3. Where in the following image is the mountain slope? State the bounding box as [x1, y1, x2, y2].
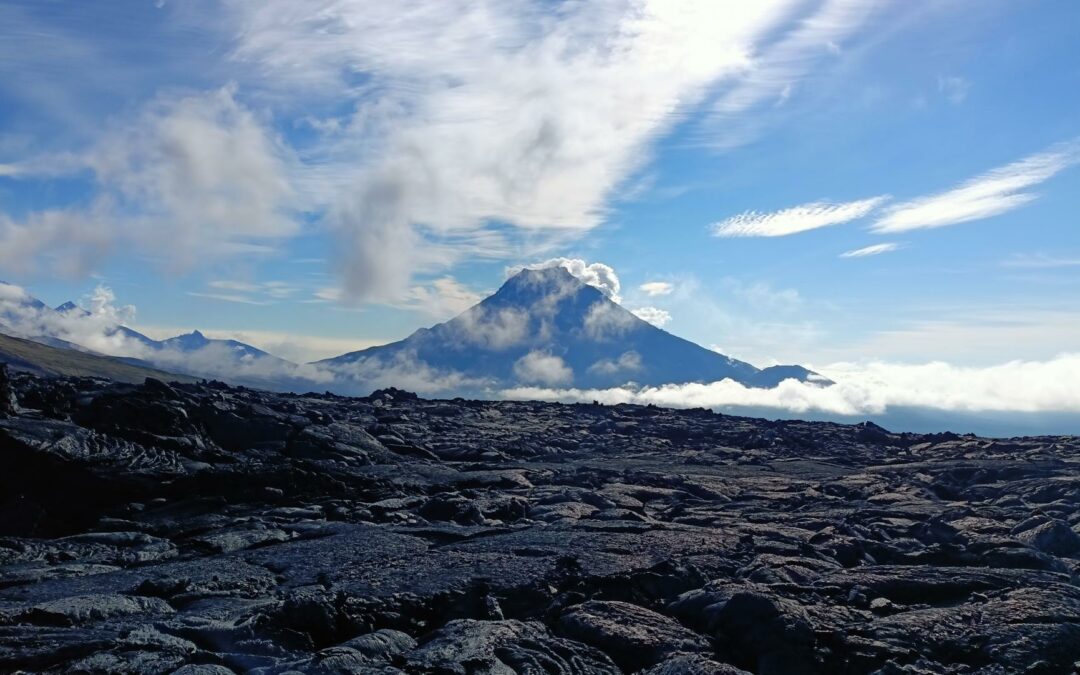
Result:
[1, 282, 301, 389]
[0, 332, 197, 384]
[319, 266, 824, 392]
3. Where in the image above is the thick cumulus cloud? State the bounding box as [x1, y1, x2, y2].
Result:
[507, 258, 622, 303]
[503, 354, 1080, 415]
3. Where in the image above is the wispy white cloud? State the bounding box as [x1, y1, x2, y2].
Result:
[513, 350, 573, 386]
[0, 1, 901, 300]
[639, 281, 674, 296]
[138, 325, 387, 363]
[712, 196, 887, 237]
[588, 351, 643, 376]
[0, 87, 299, 276]
[1002, 253, 1080, 269]
[187, 292, 273, 306]
[872, 140, 1080, 233]
[584, 301, 639, 341]
[504, 353, 1080, 415]
[450, 305, 531, 351]
[703, 0, 885, 148]
[326, 349, 492, 394]
[631, 306, 672, 328]
[937, 75, 970, 104]
[401, 276, 483, 319]
[840, 242, 899, 258]
[222, 1, 820, 300]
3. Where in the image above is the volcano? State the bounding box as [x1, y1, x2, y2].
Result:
[318, 266, 826, 392]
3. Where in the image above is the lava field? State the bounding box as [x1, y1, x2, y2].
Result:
[1, 367, 1079, 674]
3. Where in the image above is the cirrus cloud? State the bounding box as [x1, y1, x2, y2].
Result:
[872, 140, 1080, 233]
[840, 242, 899, 258]
[711, 196, 888, 237]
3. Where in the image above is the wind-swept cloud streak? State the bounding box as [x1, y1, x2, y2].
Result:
[221, 0, 855, 300]
[0, 0, 896, 299]
[1002, 253, 1080, 269]
[872, 140, 1080, 233]
[840, 242, 899, 257]
[712, 196, 888, 237]
[703, 0, 886, 148]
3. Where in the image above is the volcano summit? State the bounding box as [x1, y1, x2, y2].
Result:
[319, 266, 826, 394]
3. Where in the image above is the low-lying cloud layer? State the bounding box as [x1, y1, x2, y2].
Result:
[0, 281, 336, 387]
[503, 354, 1080, 416]
[5, 279, 1079, 421]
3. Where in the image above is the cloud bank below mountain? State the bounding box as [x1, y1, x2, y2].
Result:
[503, 354, 1080, 416]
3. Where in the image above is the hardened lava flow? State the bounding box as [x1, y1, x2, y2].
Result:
[1, 367, 1079, 674]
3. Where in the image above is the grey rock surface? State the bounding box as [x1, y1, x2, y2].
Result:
[0, 372, 1078, 673]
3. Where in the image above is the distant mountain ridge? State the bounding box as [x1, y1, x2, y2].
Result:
[0, 282, 291, 389]
[319, 266, 827, 392]
[1, 272, 828, 395]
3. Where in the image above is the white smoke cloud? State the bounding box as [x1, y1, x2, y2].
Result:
[507, 258, 622, 303]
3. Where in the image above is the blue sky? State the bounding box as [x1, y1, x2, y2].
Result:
[1, 0, 1078, 370]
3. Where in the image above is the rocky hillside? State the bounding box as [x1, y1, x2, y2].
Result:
[1, 367, 1078, 673]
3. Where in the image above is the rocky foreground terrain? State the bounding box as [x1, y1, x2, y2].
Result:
[1, 367, 1079, 674]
